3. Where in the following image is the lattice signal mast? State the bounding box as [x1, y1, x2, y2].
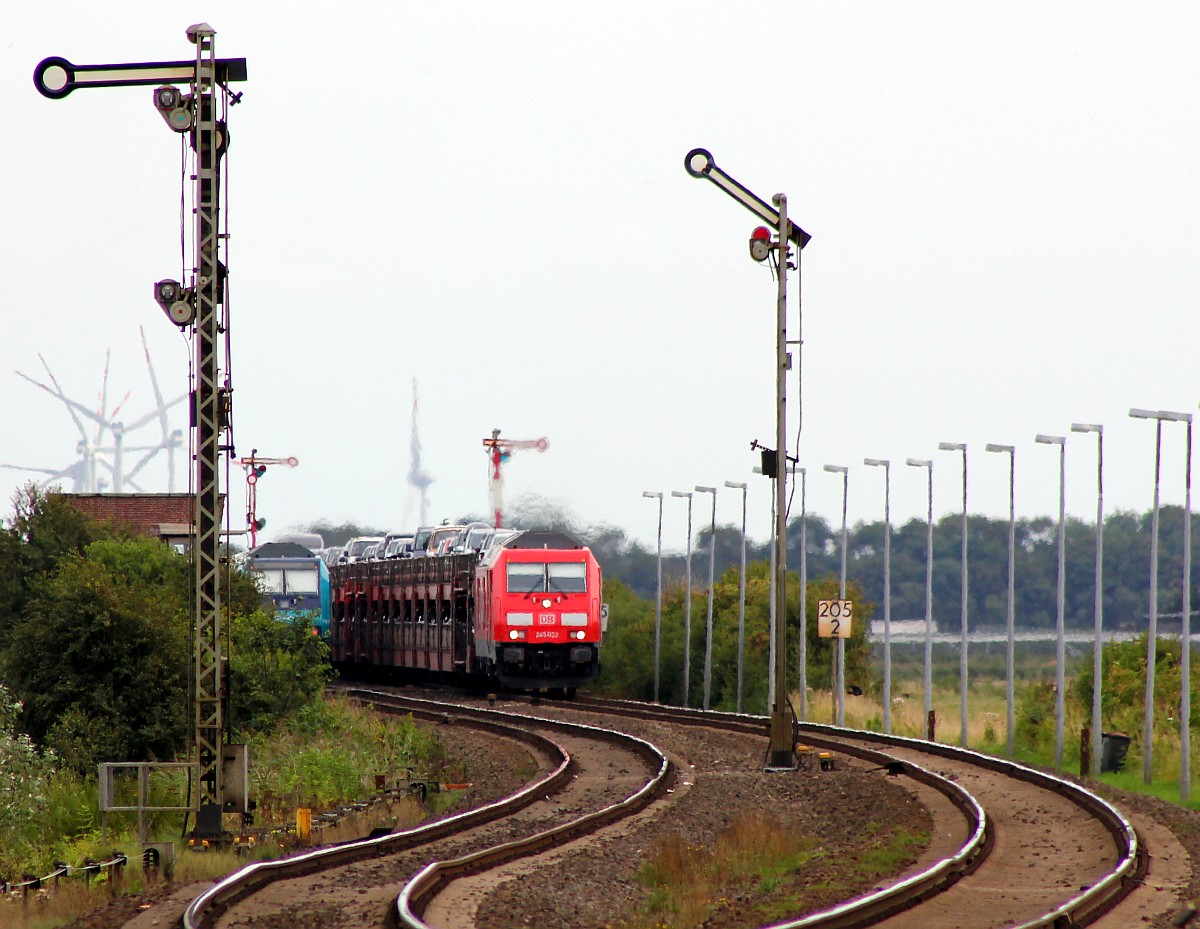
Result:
[482, 429, 548, 528]
[35, 24, 249, 840]
[237, 450, 298, 548]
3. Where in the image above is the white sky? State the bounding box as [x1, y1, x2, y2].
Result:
[1, 2, 1197, 552]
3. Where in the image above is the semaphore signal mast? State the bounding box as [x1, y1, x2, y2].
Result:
[237, 449, 298, 548]
[482, 429, 548, 528]
[36, 24, 249, 844]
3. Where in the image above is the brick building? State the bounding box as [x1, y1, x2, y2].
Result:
[62, 493, 211, 549]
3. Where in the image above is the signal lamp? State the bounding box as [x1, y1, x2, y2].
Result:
[749, 226, 772, 263]
[153, 278, 194, 327]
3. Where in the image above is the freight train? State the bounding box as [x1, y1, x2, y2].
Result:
[328, 531, 604, 694]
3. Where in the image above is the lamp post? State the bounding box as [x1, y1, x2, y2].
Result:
[864, 458, 892, 733]
[1184, 413, 1194, 803]
[938, 441, 969, 749]
[724, 480, 748, 714]
[797, 467, 808, 720]
[824, 464, 849, 726]
[906, 458, 934, 738]
[1129, 408, 1192, 785]
[1071, 423, 1104, 777]
[985, 444, 1016, 757]
[671, 490, 693, 707]
[695, 485, 718, 710]
[642, 491, 664, 703]
[1036, 434, 1067, 768]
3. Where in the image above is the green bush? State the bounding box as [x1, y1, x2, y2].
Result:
[0, 684, 96, 879]
[229, 611, 333, 734]
[247, 696, 449, 814]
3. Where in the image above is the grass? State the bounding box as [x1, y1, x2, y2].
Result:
[855, 823, 928, 880]
[3, 793, 430, 929]
[623, 812, 928, 929]
[1, 695, 452, 928]
[799, 638, 1200, 811]
[626, 811, 817, 929]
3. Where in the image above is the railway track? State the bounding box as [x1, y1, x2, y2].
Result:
[568, 695, 1145, 928]
[179, 687, 1146, 929]
[181, 688, 671, 929]
[452, 693, 1143, 929]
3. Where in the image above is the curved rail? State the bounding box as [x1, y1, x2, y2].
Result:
[569, 695, 1142, 929]
[394, 707, 673, 929]
[183, 689, 673, 929]
[793, 720, 1141, 929]
[543, 696, 993, 929]
[183, 695, 573, 929]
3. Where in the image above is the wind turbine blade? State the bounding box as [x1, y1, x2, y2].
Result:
[167, 429, 181, 492]
[110, 389, 133, 421]
[0, 463, 62, 475]
[124, 394, 184, 432]
[20, 364, 98, 435]
[122, 445, 161, 484]
[95, 349, 111, 447]
[140, 326, 171, 441]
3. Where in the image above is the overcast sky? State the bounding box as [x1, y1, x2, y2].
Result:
[2, 3, 1197, 553]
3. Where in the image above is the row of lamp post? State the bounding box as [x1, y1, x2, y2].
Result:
[643, 482, 749, 711]
[642, 405, 1193, 800]
[677, 142, 1193, 790]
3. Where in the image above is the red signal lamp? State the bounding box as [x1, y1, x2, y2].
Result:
[749, 226, 773, 263]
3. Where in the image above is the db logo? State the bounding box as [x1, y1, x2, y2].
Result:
[537, 613, 555, 625]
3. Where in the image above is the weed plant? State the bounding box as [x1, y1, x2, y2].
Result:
[245, 694, 451, 817]
[625, 810, 924, 929]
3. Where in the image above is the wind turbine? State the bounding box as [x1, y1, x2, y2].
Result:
[10, 330, 186, 493]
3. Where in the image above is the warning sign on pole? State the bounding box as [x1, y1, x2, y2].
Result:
[817, 600, 852, 638]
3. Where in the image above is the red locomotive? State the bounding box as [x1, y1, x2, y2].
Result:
[329, 531, 603, 695]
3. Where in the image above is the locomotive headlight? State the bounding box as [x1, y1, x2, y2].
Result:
[541, 598, 552, 608]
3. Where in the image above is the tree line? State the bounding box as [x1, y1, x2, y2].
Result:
[545, 508, 1199, 635]
[307, 500, 1199, 634]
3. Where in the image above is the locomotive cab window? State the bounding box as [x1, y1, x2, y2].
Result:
[506, 561, 588, 594]
[547, 562, 587, 593]
[507, 562, 546, 593]
[288, 569, 320, 595]
[259, 568, 285, 594]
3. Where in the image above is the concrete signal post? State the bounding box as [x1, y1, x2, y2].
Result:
[686, 149, 811, 768]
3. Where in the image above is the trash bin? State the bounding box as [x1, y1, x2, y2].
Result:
[1100, 732, 1131, 773]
